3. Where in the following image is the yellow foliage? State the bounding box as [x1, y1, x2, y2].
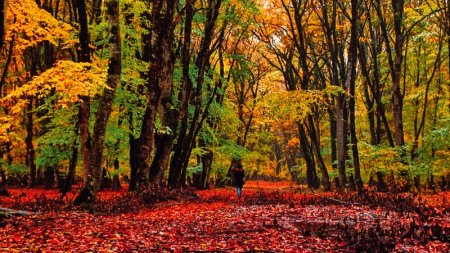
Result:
[6, 0, 73, 50]
[268, 86, 343, 123]
[2, 61, 107, 114]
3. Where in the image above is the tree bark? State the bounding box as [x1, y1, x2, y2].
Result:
[336, 94, 347, 187]
[128, 113, 139, 191]
[136, 0, 178, 189]
[306, 116, 330, 191]
[348, 0, 362, 190]
[149, 132, 173, 185]
[375, 0, 405, 148]
[0, 0, 6, 50]
[329, 108, 337, 169]
[26, 98, 37, 187]
[91, 0, 103, 24]
[168, 0, 195, 188]
[76, 0, 92, 187]
[88, 0, 121, 191]
[199, 147, 213, 189]
[169, 0, 221, 189]
[297, 123, 318, 189]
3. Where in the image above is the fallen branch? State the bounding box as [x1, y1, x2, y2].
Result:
[0, 207, 34, 216]
[306, 191, 351, 205]
[213, 228, 266, 234]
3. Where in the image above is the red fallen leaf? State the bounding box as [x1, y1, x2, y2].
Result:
[1, 184, 449, 252]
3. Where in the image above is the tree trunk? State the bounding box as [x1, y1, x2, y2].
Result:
[199, 147, 213, 189]
[328, 108, 337, 169]
[336, 94, 347, 187]
[0, 168, 8, 196]
[0, 0, 6, 50]
[26, 98, 37, 187]
[88, 0, 121, 191]
[76, 0, 92, 186]
[362, 75, 377, 145]
[168, 0, 221, 189]
[376, 0, 405, 148]
[168, 0, 194, 187]
[128, 113, 139, 191]
[297, 123, 318, 189]
[348, 0, 362, 190]
[149, 133, 173, 185]
[307, 116, 330, 191]
[91, 0, 102, 24]
[136, 0, 178, 189]
[60, 135, 78, 198]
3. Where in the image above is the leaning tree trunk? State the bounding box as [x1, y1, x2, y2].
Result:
[88, 0, 121, 191]
[307, 116, 330, 191]
[297, 123, 318, 189]
[74, 0, 121, 205]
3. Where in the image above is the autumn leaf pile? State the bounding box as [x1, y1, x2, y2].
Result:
[1, 183, 449, 252]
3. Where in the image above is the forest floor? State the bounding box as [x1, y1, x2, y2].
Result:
[0, 181, 449, 252]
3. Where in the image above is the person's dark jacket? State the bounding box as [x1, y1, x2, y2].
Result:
[233, 168, 245, 187]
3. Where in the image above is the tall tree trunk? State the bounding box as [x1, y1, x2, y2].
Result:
[348, 0, 362, 190]
[336, 94, 347, 187]
[136, 0, 178, 189]
[88, 0, 121, 191]
[199, 146, 213, 189]
[329, 108, 337, 169]
[0, 0, 6, 50]
[76, 0, 92, 186]
[128, 113, 139, 191]
[307, 116, 330, 191]
[91, 0, 102, 24]
[376, 0, 405, 148]
[60, 119, 79, 198]
[358, 26, 394, 147]
[364, 83, 377, 145]
[168, 0, 195, 188]
[411, 35, 442, 160]
[149, 132, 173, 184]
[169, 0, 221, 189]
[26, 98, 37, 187]
[297, 123, 318, 189]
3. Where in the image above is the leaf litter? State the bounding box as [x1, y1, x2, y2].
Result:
[0, 186, 448, 252]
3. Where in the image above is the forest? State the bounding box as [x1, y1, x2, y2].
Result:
[0, 0, 449, 252]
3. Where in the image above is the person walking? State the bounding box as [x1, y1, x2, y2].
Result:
[233, 163, 245, 200]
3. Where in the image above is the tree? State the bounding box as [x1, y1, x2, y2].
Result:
[132, 0, 179, 189]
[168, 0, 223, 189]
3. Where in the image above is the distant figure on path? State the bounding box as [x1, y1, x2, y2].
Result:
[233, 163, 245, 200]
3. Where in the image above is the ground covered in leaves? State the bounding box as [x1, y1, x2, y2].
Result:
[0, 181, 449, 252]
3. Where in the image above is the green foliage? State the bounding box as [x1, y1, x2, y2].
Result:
[36, 106, 78, 171]
[186, 164, 203, 178]
[6, 163, 28, 176]
[217, 140, 249, 160]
